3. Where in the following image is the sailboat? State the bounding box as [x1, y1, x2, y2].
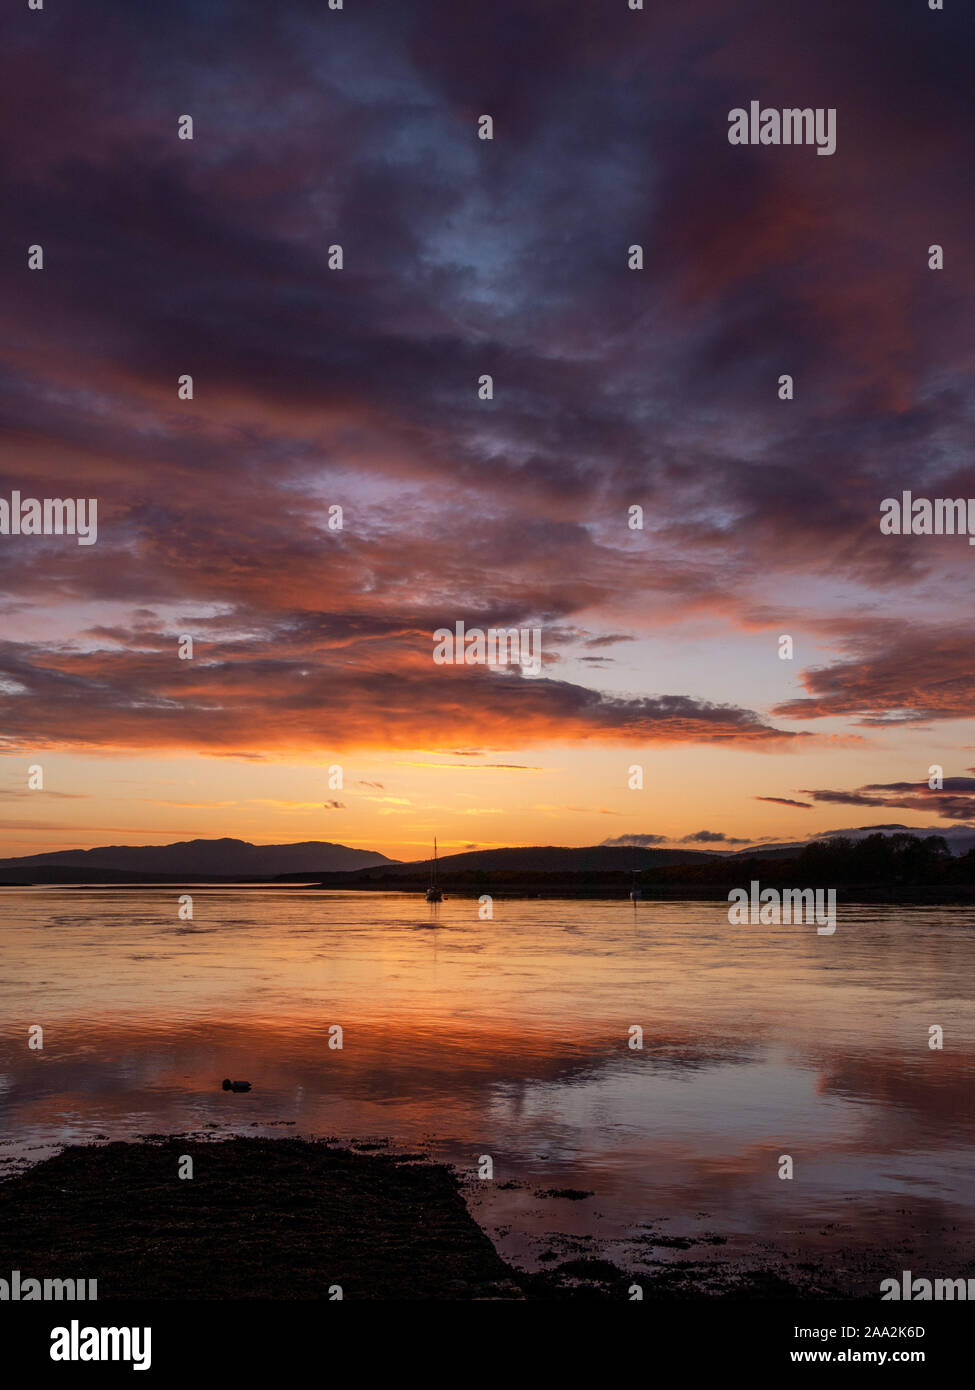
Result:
[425, 837, 444, 902]
[629, 869, 642, 902]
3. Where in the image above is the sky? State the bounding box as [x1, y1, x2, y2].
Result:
[2, 0, 975, 862]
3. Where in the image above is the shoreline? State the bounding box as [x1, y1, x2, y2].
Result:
[0, 1136, 919, 1301]
[4, 878, 975, 905]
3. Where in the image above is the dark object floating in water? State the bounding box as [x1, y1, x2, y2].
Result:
[222, 1078, 251, 1092]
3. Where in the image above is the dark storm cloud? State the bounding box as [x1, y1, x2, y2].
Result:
[801, 789, 885, 807]
[802, 778, 975, 824]
[682, 829, 748, 844]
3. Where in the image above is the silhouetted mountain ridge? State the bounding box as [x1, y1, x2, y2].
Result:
[0, 837, 395, 878]
[320, 844, 719, 879]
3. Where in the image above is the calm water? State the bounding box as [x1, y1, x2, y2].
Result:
[2, 888, 975, 1291]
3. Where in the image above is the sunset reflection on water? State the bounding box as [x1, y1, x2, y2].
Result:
[3, 887, 975, 1290]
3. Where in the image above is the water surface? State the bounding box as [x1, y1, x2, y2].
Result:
[2, 888, 974, 1291]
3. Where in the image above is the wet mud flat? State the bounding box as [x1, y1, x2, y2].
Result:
[0, 1137, 525, 1300]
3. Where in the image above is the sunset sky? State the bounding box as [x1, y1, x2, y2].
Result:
[2, 0, 975, 862]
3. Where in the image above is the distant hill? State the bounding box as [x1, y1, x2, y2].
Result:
[344, 844, 721, 877]
[303, 843, 722, 893]
[0, 838, 397, 882]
